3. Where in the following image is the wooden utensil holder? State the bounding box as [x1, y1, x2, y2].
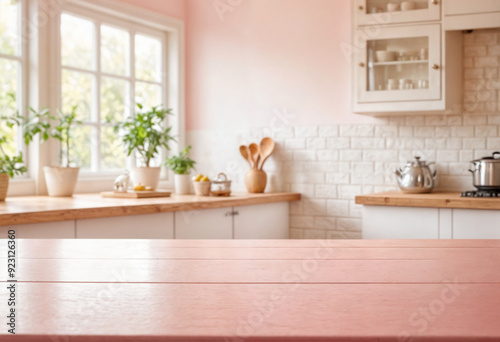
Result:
[245, 169, 267, 193]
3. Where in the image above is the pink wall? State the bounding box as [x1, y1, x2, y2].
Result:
[186, 0, 372, 131]
[115, 0, 186, 19]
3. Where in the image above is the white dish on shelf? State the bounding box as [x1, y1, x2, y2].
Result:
[401, 1, 417, 11]
[376, 50, 398, 62]
[387, 3, 400, 12]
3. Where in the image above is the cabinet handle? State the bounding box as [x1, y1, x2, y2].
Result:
[225, 210, 239, 217]
[358, 5, 364, 10]
[359, 63, 365, 67]
[432, 64, 439, 70]
[225, 211, 232, 217]
[233, 211, 239, 216]
[430, 0, 438, 5]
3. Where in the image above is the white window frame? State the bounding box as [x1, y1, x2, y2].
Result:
[2, 0, 33, 195]
[8, 0, 185, 196]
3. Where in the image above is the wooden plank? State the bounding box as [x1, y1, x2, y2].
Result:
[1, 257, 498, 284]
[5, 240, 500, 260]
[100, 190, 171, 198]
[0, 282, 499, 340]
[355, 191, 500, 210]
[0, 192, 300, 226]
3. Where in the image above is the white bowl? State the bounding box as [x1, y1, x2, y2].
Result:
[376, 50, 398, 62]
[401, 1, 417, 11]
[387, 3, 400, 11]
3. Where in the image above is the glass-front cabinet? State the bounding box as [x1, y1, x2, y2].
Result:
[355, 24, 441, 105]
[355, 0, 441, 25]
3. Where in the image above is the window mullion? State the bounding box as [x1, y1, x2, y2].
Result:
[93, 20, 102, 173]
[127, 30, 136, 170]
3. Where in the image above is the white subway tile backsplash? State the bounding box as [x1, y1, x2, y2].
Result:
[306, 137, 326, 149]
[436, 150, 459, 162]
[315, 184, 338, 199]
[463, 115, 488, 125]
[340, 125, 374, 137]
[293, 150, 317, 161]
[317, 150, 339, 161]
[487, 137, 500, 148]
[326, 137, 350, 149]
[325, 173, 350, 185]
[337, 218, 362, 232]
[290, 216, 314, 229]
[314, 217, 336, 230]
[351, 138, 385, 149]
[295, 126, 318, 138]
[463, 138, 486, 149]
[338, 185, 362, 200]
[363, 150, 399, 162]
[285, 138, 306, 150]
[303, 200, 327, 216]
[340, 150, 363, 161]
[326, 200, 349, 217]
[475, 125, 498, 137]
[452, 126, 475, 137]
[446, 138, 462, 150]
[319, 126, 339, 137]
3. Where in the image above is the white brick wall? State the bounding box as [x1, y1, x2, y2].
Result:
[188, 29, 500, 240]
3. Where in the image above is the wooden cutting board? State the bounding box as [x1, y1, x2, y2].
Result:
[100, 190, 171, 199]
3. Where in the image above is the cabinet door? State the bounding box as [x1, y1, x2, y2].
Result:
[175, 208, 233, 239]
[453, 209, 500, 239]
[234, 203, 289, 239]
[0, 221, 76, 238]
[444, 0, 500, 15]
[363, 206, 439, 239]
[355, 24, 441, 105]
[76, 213, 174, 239]
[355, 0, 440, 26]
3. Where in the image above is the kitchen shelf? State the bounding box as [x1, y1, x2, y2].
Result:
[371, 60, 428, 67]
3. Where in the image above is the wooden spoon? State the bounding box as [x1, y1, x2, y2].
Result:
[239, 145, 253, 168]
[258, 137, 275, 170]
[249, 143, 260, 169]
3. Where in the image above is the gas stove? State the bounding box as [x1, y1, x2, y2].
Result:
[461, 190, 500, 198]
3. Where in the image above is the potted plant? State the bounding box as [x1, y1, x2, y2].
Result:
[114, 104, 175, 190]
[165, 146, 196, 195]
[0, 112, 27, 200]
[31, 106, 82, 197]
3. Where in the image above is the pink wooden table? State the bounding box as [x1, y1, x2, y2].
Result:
[1, 239, 500, 341]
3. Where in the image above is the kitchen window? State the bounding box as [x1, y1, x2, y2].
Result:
[4, 0, 184, 195]
[0, 0, 28, 174]
[58, 9, 168, 174]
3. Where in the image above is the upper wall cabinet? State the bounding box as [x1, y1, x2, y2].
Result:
[444, 0, 500, 30]
[355, 0, 441, 26]
[352, 1, 463, 115]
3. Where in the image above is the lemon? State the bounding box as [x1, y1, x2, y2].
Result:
[201, 176, 210, 182]
[194, 174, 204, 182]
[134, 183, 146, 191]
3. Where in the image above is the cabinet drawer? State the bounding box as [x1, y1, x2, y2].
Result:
[363, 206, 439, 239]
[76, 213, 174, 239]
[175, 208, 233, 239]
[453, 209, 500, 239]
[0, 221, 76, 239]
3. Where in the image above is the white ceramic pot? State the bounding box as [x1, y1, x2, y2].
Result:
[44, 166, 80, 197]
[174, 174, 192, 195]
[131, 167, 161, 190]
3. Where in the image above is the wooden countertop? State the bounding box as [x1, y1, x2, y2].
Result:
[1, 239, 499, 341]
[356, 191, 500, 210]
[0, 192, 300, 226]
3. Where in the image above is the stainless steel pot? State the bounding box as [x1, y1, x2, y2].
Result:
[469, 152, 500, 190]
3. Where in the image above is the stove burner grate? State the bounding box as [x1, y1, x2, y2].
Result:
[461, 190, 500, 198]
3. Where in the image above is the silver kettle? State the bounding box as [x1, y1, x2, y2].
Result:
[395, 156, 437, 194]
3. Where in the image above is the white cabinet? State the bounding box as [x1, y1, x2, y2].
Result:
[363, 206, 439, 239]
[0, 221, 76, 238]
[355, 0, 440, 26]
[363, 206, 500, 239]
[174, 208, 233, 239]
[234, 203, 289, 239]
[444, 0, 500, 30]
[352, 1, 463, 115]
[444, 0, 500, 15]
[453, 209, 500, 239]
[175, 203, 291, 239]
[76, 213, 174, 239]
